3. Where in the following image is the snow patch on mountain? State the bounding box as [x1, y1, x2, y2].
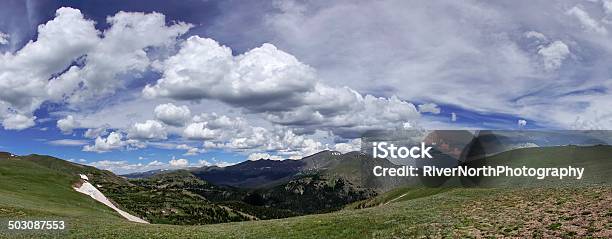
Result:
[506, 142, 540, 151]
[73, 174, 148, 224]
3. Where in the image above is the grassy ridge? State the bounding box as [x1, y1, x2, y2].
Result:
[6, 187, 609, 238]
[463, 145, 612, 186]
[347, 187, 452, 209]
[0, 157, 120, 219]
[0, 156, 125, 238]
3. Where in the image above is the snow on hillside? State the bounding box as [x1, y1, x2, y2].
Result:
[74, 174, 148, 224]
[506, 142, 540, 151]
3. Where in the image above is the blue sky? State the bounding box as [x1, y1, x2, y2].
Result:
[0, 0, 610, 173]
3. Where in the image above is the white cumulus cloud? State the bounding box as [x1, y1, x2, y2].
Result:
[2, 113, 36, 130]
[183, 122, 218, 140]
[333, 138, 361, 153]
[538, 41, 570, 71]
[524, 31, 548, 42]
[143, 38, 316, 111]
[0, 8, 98, 129]
[83, 131, 126, 153]
[247, 152, 284, 161]
[154, 103, 191, 126]
[144, 36, 420, 138]
[57, 115, 80, 134]
[128, 120, 167, 140]
[169, 157, 189, 167]
[0, 7, 190, 130]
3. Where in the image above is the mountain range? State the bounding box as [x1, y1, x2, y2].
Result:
[0, 150, 395, 225]
[2, 130, 612, 228]
[1, 142, 612, 237]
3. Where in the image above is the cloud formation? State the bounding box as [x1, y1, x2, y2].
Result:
[83, 131, 143, 153]
[128, 120, 167, 140]
[48, 139, 88, 146]
[418, 103, 441, 114]
[247, 152, 284, 161]
[169, 157, 189, 167]
[0, 7, 190, 131]
[566, 5, 607, 35]
[537, 41, 570, 71]
[0, 31, 8, 45]
[5, 2, 612, 166]
[154, 103, 191, 127]
[144, 39, 316, 111]
[57, 115, 80, 134]
[144, 36, 419, 138]
[209, 0, 612, 130]
[2, 113, 35, 130]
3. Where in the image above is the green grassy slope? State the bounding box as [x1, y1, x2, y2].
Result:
[347, 187, 452, 209]
[462, 145, 612, 186]
[0, 155, 127, 238]
[11, 187, 608, 239]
